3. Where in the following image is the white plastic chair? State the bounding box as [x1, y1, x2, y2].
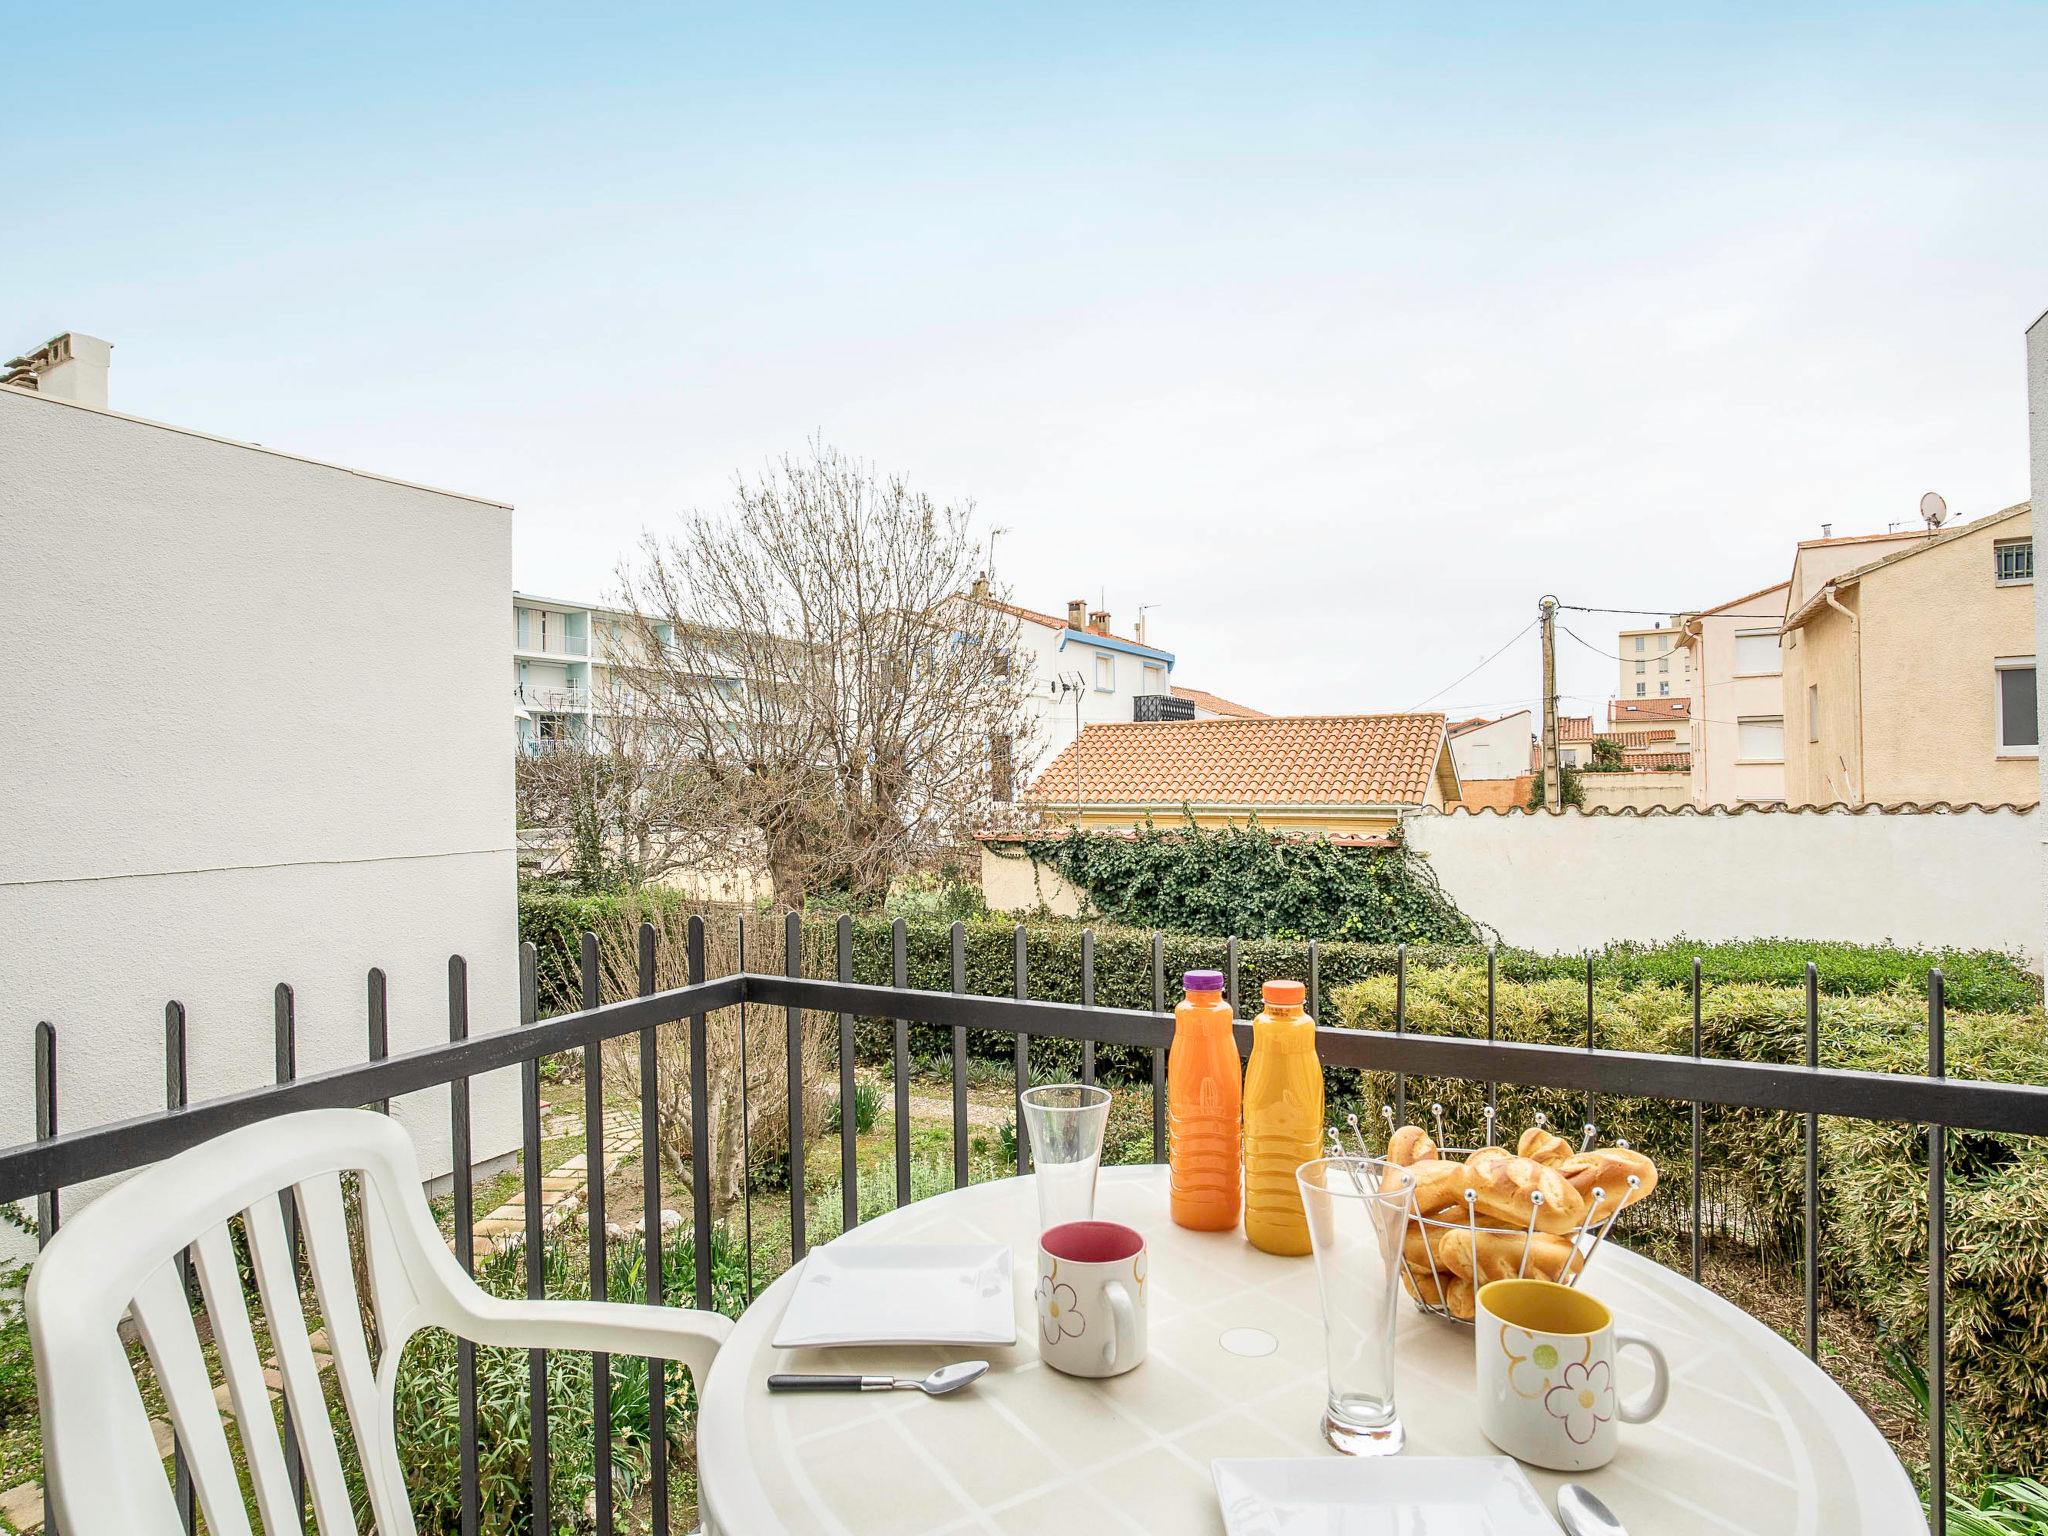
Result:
[28, 1106, 733, 1536]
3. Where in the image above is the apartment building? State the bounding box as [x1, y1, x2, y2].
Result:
[1677, 582, 1792, 807]
[512, 592, 679, 753]
[1618, 619, 1691, 700]
[1781, 503, 2036, 807]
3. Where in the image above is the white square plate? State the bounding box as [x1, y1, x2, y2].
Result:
[772, 1243, 1017, 1348]
[1212, 1457, 1563, 1535]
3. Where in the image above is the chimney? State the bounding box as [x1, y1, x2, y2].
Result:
[1088, 608, 1110, 635]
[970, 572, 990, 601]
[1066, 599, 1087, 629]
[2, 333, 112, 410]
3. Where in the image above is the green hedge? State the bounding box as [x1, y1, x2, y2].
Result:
[1334, 968, 2048, 1487]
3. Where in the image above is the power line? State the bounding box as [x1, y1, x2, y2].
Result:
[1410, 618, 1537, 710]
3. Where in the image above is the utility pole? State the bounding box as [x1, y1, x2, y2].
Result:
[1539, 594, 1561, 811]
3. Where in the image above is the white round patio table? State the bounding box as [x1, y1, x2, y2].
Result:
[697, 1166, 1920, 1535]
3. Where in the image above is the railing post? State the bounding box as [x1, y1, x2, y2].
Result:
[274, 984, 308, 1524]
[1080, 928, 1097, 1086]
[892, 917, 910, 1207]
[1485, 945, 1498, 1124]
[1394, 943, 1407, 1127]
[33, 1022, 57, 1245]
[837, 915, 857, 1232]
[1928, 967, 1947, 1521]
[1690, 956, 1703, 1285]
[651, 920, 680, 1536]
[950, 921, 969, 1189]
[165, 1003, 196, 1536]
[447, 958, 479, 1536]
[1804, 959, 1819, 1362]
[1151, 932, 1167, 1164]
[1584, 951, 1597, 1134]
[518, 942, 550, 1534]
[579, 933, 612, 1536]
[1307, 938, 1320, 1020]
[785, 911, 807, 1262]
[1013, 926, 1032, 1176]
[736, 913, 755, 1302]
[686, 917, 711, 1311]
[367, 967, 390, 1115]
[1226, 935, 1240, 1018]
[32, 1021, 59, 1536]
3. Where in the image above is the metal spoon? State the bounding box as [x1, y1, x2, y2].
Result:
[1556, 1484, 1627, 1536]
[768, 1360, 990, 1395]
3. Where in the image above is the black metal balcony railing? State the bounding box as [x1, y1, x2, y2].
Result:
[4, 918, 2048, 1536]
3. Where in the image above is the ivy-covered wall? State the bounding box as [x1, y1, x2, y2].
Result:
[983, 821, 1480, 943]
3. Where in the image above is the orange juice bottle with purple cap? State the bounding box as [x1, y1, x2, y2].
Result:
[1169, 969, 1242, 1231]
[1242, 979, 1323, 1256]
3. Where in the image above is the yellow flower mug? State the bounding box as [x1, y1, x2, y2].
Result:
[1476, 1278, 1669, 1472]
[1035, 1221, 1148, 1377]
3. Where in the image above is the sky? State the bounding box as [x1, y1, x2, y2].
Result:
[10, 2, 2047, 723]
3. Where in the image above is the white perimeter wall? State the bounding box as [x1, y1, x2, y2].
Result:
[0, 389, 521, 1216]
[1408, 807, 2042, 967]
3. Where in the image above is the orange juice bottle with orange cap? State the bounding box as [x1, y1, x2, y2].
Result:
[1241, 978, 1323, 1256]
[1169, 970, 1242, 1231]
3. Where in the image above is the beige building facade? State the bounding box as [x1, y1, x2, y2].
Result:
[1678, 582, 1792, 807]
[1617, 619, 1691, 702]
[1780, 504, 2036, 807]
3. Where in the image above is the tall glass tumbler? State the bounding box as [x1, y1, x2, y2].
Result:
[1020, 1084, 1112, 1233]
[1298, 1156, 1415, 1456]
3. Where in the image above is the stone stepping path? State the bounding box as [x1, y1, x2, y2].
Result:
[470, 1105, 642, 1264]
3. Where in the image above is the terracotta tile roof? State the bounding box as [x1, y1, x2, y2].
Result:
[1559, 715, 1595, 742]
[1022, 714, 1452, 809]
[1608, 698, 1690, 725]
[1171, 685, 1269, 719]
[1617, 750, 1692, 771]
[1447, 711, 1529, 737]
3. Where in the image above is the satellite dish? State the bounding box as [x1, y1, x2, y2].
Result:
[1920, 491, 1949, 530]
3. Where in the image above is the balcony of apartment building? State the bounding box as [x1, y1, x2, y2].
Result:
[514, 599, 591, 658]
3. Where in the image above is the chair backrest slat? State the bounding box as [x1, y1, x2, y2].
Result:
[243, 1195, 356, 1535]
[129, 1258, 255, 1536]
[297, 1174, 416, 1536]
[189, 1222, 299, 1535]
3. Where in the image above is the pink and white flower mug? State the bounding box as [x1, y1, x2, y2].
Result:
[1035, 1221, 1148, 1378]
[1475, 1278, 1669, 1472]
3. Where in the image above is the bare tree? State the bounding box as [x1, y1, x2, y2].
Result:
[618, 440, 1036, 907]
[514, 662, 734, 892]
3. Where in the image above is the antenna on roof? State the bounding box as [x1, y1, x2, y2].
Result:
[1920, 491, 1949, 531]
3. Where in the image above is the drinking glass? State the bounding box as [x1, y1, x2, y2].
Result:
[1019, 1084, 1112, 1232]
[1297, 1156, 1414, 1456]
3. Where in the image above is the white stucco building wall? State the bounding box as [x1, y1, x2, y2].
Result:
[1410, 806, 2041, 966]
[0, 384, 521, 1214]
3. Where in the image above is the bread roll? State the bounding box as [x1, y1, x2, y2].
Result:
[1436, 1225, 1574, 1285]
[1463, 1152, 1587, 1232]
[1386, 1124, 1438, 1167]
[1517, 1126, 1574, 1166]
[1559, 1147, 1658, 1210]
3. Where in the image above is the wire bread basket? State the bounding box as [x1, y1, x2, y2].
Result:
[1329, 1103, 1648, 1326]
